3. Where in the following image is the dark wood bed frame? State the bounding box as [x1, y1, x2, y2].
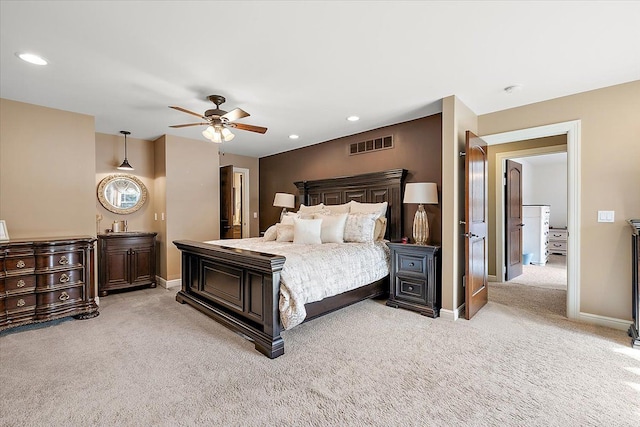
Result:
[174, 169, 406, 358]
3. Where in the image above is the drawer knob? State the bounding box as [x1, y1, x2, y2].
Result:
[16, 260, 26, 269]
[17, 279, 26, 288]
[408, 286, 414, 291]
[59, 256, 69, 265]
[17, 299, 26, 307]
[59, 292, 70, 301]
[409, 262, 414, 267]
[59, 273, 70, 283]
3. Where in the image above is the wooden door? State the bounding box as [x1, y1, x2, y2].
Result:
[505, 159, 524, 281]
[220, 165, 234, 239]
[464, 131, 488, 320]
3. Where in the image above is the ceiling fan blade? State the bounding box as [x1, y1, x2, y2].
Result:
[170, 123, 209, 128]
[231, 123, 268, 134]
[222, 108, 250, 122]
[169, 106, 206, 119]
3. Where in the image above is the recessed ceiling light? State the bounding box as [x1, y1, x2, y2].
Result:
[16, 52, 48, 65]
[289, 134, 299, 140]
[347, 116, 359, 122]
[504, 84, 523, 94]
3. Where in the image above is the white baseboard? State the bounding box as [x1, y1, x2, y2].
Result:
[440, 303, 465, 321]
[488, 275, 498, 282]
[578, 312, 631, 331]
[156, 276, 181, 289]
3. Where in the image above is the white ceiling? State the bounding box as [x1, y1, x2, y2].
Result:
[1, 1, 639, 158]
[512, 152, 567, 166]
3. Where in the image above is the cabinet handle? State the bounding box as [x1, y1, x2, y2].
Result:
[59, 292, 70, 301]
[17, 279, 26, 288]
[59, 256, 69, 265]
[409, 262, 414, 267]
[17, 299, 26, 307]
[407, 286, 414, 291]
[59, 273, 70, 283]
[16, 260, 26, 269]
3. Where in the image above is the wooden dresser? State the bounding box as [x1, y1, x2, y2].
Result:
[0, 236, 98, 331]
[97, 232, 157, 296]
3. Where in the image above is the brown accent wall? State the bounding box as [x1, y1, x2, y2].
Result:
[219, 153, 260, 237]
[259, 114, 443, 244]
[0, 99, 95, 239]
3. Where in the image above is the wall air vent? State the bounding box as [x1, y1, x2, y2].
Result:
[349, 136, 393, 155]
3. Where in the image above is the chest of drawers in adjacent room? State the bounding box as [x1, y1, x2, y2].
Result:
[549, 228, 568, 256]
[97, 232, 157, 296]
[1, 236, 98, 331]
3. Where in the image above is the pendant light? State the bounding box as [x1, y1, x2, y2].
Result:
[117, 130, 134, 170]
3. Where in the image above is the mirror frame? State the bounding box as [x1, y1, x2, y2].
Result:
[97, 174, 148, 215]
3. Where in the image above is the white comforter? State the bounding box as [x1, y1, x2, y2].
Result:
[203, 238, 390, 329]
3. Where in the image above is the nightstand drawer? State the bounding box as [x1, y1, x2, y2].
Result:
[549, 241, 567, 251]
[396, 253, 426, 275]
[395, 276, 427, 304]
[549, 230, 568, 241]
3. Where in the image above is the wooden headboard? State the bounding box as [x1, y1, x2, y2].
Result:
[294, 169, 407, 242]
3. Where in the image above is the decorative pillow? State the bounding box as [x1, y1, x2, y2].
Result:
[324, 203, 351, 215]
[281, 212, 299, 225]
[349, 200, 388, 219]
[276, 223, 294, 242]
[314, 213, 348, 243]
[343, 213, 378, 243]
[293, 217, 322, 244]
[263, 225, 278, 241]
[374, 217, 388, 240]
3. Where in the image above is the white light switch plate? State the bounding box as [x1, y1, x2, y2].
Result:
[597, 210, 615, 223]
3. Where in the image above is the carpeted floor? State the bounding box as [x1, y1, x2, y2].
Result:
[510, 254, 567, 290]
[1, 282, 638, 426]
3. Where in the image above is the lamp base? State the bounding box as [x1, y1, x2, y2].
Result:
[279, 208, 288, 223]
[412, 204, 429, 245]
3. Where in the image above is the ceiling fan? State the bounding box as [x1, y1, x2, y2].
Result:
[169, 95, 267, 143]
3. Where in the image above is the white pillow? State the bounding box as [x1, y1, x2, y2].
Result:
[324, 203, 351, 215]
[349, 200, 388, 219]
[314, 213, 348, 243]
[374, 217, 387, 240]
[298, 203, 325, 214]
[281, 212, 299, 225]
[263, 225, 277, 241]
[276, 223, 294, 242]
[343, 213, 378, 243]
[293, 217, 322, 244]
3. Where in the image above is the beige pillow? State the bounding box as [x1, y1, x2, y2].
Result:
[298, 203, 325, 214]
[343, 213, 378, 243]
[276, 223, 294, 242]
[281, 212, 299, 225]
[324, 203, 351, 215]
[263, 225, 278, 241]
[374, 217, 387, 240]
[293, 218, 322, 244]
[349, 200, 388, 219]
[314, 212, 348, 243]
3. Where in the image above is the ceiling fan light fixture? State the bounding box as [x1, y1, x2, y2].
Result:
[221, 127, 235, 141]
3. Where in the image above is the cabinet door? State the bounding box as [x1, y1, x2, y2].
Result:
[105, 247, 130, 286]
[130, 244, 154, 285]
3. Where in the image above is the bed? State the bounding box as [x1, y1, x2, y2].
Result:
[174, 169, 406, 358]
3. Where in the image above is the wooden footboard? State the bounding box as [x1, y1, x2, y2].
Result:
[174, 240, 286, 358]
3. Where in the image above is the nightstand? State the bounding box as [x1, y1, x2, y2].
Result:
[386, 242, 441, 317]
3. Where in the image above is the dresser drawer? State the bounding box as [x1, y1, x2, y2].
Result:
[394, 276, 427, 304]
[36, 250, 82, 269]
[4, 275, 36, 294]
[549, 230, 568, 241]
[5, 255, 35, 274]
[6, 294, 37, 313]
[37, 269, 83, 289]
[36, 285, 83, 307]
[549, 241, 567, 251]
[395, 252, 426, 276]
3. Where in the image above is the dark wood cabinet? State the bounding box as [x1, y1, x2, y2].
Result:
[98, 232, 157, 296]
[629, 219, 640, 349]
[0, 236, 98, 331]
[386, 242, 441, 317]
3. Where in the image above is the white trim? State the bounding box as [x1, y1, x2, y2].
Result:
[578, 312, 631, 331]
[488, 274, 498, 282]
[482, 120, 581, 320]
[440, 303, 466, 321]
[233, 167, 251, 238]
[156, 276, 181, 289]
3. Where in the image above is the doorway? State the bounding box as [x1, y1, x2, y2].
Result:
[233, 167, 250, 238]
[220, 165, 250, 239]
[482, 120, 581, 320]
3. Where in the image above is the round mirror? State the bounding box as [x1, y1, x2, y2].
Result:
[97, 174, 148, 214]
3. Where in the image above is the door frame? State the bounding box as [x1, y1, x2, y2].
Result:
[233, 167, 250, 238]
[482, 120, 581, 320]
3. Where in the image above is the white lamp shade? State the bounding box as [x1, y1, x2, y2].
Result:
[221, 127, 235, 141]
[403, 182, 438, 204]
[273, 193, 295, 208]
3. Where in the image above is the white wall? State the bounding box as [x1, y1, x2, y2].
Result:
[512, 153, 567, 228]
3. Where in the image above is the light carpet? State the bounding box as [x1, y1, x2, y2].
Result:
[1, 284, 638, 426]
[511, 254, 567, 290]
